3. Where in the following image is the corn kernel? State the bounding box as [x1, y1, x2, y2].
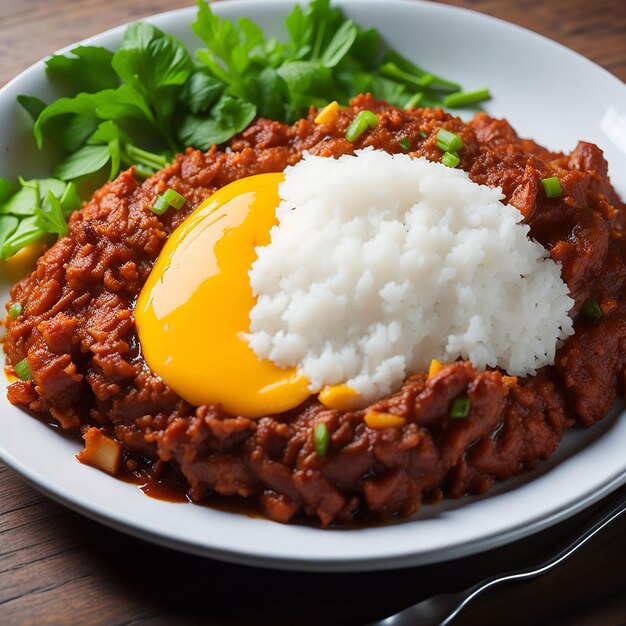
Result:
[364, 410, 406, 429]
[314, 101, 340, 125]
[428, 359, 443, 378]
[77, 427, 122, 475]
[0, 242, 44, 283]
[319, 384, 359, 411]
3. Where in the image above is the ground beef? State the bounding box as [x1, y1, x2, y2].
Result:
[5, 94, 626, 526]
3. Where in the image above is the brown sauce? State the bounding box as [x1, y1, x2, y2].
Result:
[4, 95, 626, 527]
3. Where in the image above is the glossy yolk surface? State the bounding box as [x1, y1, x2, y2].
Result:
[135, 173, 311, 418]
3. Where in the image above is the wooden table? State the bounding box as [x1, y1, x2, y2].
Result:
[1, 1, 625, 625]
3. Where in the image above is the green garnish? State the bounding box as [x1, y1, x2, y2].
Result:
[314, 422, 329, 457]
[8, 302, 22, 319]
[150, 196, 170, 216]
[436, 128, 463, 153]
[134, 164, 157, 180]
[14, 358, 32, 381]
[398, 137, 411, 152]
[443, 88, 491, 108]
[345, 110, 378, 142]
[419, 130, 428, 138]
[162, 188, 186, 210]
[541, 176, 563, 198]
[3, 0, 488, 260]
[582, 298, 603, 319]
[0, 177, 80, 260]
[450, 397, 471, 418]
[404, 92, 423, 110]
[442, 151, 460, 168]
[151, 188, 187, 215]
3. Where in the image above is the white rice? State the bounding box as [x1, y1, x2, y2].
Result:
[247, 149, 574, 403]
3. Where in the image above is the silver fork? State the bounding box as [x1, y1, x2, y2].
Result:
[369, 484, 626, 626]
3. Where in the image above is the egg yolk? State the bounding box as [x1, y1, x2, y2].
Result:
[135, 173, 311, 418]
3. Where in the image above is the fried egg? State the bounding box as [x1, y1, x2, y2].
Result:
[135, 173, 310, 418]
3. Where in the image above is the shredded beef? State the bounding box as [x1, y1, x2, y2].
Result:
[4, 94, 626, 526]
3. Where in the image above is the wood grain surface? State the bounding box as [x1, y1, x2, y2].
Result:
[1, 1, 626, 625]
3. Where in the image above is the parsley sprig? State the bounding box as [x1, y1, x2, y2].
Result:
[2, 0, 489, 260]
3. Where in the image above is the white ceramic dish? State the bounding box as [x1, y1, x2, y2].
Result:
[1, 0, 625, 572]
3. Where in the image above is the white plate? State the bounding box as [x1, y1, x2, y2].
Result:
[1, 0, 626, 572]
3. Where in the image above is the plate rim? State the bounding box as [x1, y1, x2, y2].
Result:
[1, 0, 626, 572]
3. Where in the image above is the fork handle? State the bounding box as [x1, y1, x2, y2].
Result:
[441, 483, 626, 625]
[374, 482, 626, 626]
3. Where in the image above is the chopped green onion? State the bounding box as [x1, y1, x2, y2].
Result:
[8, 302, 22, 319]
[404, 92, 423, 110]
[450, 397, 471, 418]
[14, 358, 32, 381]
[314, 422, 329, 457]
[162, 188, 186, 210]
[443, 88, 491, 108]
[360, 111, 379, 128]
[150, 196, 170, 215]
[398, 137, 411, 152]
[582, 298, 603, 319]
[345, 110, 378, 142]
[134, 164, 157, 180]
[541, 176, 563, 198]
[419, 131, 428, 139]
[125, 144, 169, 170]
[345, 117, 368, 143]
[436, 128, 463, 153]
[442, 151, 460, 168]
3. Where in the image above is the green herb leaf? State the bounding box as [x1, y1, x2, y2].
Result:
[35, 190, 68, 236]
[87, 120, 129, 145]
[177, 95, 256, 150]
[46, 46, 119, 93]
[285, 4, 311, 59]
[0, 178, 13, 204]
[108, 139, 121, 181]
[52, 144, 111, 181]
[113, 24, 192, 91]
[11, 0, 489, 263]
[112, 23, 192, 148]
[0, 215, 19, 253]
[0, 179, 66, 216]
[181, 71, 224, 114]
[59, 182, 81, 217]
[348, 27, 380, 70]
[1, 216, 45, 259]
[320, 20, 358, 68]
[95, 84, 154, 122]
[0, 178, 77, 258]
[383, 49, 459, 93]
[33, 92, 106, 150]
[17, 95, 47, 122]
[254, 67, 288, 120]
